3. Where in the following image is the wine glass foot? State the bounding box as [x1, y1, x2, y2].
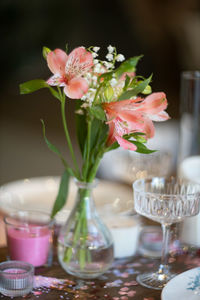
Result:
[136, 271, 175, 290]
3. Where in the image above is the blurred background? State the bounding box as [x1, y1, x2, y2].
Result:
[1, 0, 200, 185]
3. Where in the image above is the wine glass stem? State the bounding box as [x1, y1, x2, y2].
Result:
[159, 223, 171, 274]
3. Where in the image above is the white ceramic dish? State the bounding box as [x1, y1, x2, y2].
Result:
[0, 176, 133, 215]
[0, 176, 136, 253]
[161, 267, 200, 300]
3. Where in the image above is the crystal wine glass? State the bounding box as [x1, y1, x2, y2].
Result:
[133, 177, 200, 290]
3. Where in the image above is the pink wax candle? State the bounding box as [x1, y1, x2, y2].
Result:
[5, 211, 53, 267]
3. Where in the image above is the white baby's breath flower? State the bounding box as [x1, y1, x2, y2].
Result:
[110, 78, 118, 87]
[103, 61, 114, 69]
[100, 66, 106, 74]
[116, 54, 125, 62]
[85, 72, 92, 79]
[106, 53, 113, 61]
[75, 109, 84, 115]
[92, 52, 98, 58]
[81, 95, 87, 101]
[93, 59, 99, 65]
[81, 102, 90, 108]
[82, 88, 97, 106]
[107, 45, 114, 53]
[94, 63, 101, 73]
[92, 75, 97, 84]
[93, 46, 100, 52]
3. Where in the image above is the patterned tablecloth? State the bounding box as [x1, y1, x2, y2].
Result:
[0, 247, 200, 300]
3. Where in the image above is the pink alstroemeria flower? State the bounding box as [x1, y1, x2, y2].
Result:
[46, 47, 93, 99]
[103, 92, 169, 151]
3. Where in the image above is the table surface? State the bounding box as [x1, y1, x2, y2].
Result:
[0, 247, 200, 300]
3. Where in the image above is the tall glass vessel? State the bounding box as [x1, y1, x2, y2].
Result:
[57, 179, 114, 279]
[179, 71, 200, 164]
[178, 71, 200, 247]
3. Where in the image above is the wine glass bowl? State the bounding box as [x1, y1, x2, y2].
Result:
[133, 177, 200, 290]
[134, 177, 200, 225]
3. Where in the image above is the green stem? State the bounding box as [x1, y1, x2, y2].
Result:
[63, 187, 91, 270]
[60, 94, 80, 178]
[87, 151, 104, 182]
[82, 118, 92, 181]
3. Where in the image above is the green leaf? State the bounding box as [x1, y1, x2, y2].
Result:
[90, 119, 104, 150]
[119, 74, 152, 100]
[127, 132, 147, 143]
[19, 79, 60, 100]
[105, 141, 120, 152]
[115, 55, 143, 78]
[48, 87, 60, 100]
[89, 105, 106, 121]
[41, 119, 73, 174]
[20, 79, 49, 94]
[91, 121, 108, 154]
[131, 140, 156, 154]
[51, 170, 70, 218]
[98, 71, 113, 83]
[123, 75, 131, 91]
[75, 100, 87, 156]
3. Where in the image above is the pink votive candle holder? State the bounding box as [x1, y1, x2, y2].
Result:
[4, 210, 53, 267]
[0, 260, 34, 297]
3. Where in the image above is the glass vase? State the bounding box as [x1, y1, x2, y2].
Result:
[57, 179, 114, 279]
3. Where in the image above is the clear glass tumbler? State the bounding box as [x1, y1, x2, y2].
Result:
[133, 177, 200, 290]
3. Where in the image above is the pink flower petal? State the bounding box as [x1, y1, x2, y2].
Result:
[47, 74, 64, 86]
[106, 121, 116, 146]
[64, 77, 88, 99]
[143, 117, 155, 138]
[120, 287, 129, 292]
[119, 291, 127, 295]
[47, 49, 68, 75]
[65, 47, 93, 79]
[127, 291, 136, 297]
[137, 92, 168, 114]
[120, 72, 135, 81]
[115, 136, 137, 151]
[124, 280, 138, 286]
[149, 110, 170, 121]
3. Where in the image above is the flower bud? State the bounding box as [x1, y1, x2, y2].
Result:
[135, 135, 147, 143]
[142, 85, 152, 95]
[42, 47, 51, 60]
[104, 86, 114, 101]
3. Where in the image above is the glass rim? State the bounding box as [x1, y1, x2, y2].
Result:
[0, 260, 34, 275]
[74, 178, 99, 189]
[133, 177, 200, 197]
[181, 70, 200, 80]
[4, 209, 54, 229]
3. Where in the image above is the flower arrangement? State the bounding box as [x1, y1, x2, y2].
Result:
[20, 44, 169, 218]
[20, 45, 169, 276]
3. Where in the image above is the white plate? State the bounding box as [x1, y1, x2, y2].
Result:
[161, 267, 200, 300]
[0, 176, 133, 215]
[0, 176, 135, 248]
